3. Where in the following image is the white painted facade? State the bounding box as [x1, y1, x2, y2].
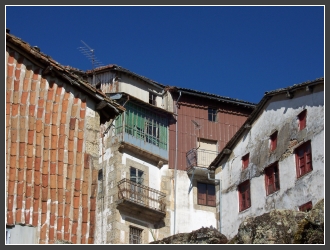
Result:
[215, 82, 324, 239]
[173, 172, 218, 234]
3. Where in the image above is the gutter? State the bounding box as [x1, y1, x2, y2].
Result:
[173, 91, 181, 235]
[207, 168, 221, 234]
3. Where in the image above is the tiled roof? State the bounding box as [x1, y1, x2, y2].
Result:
[6, 31, 125, 114]
[90, 65, 257, 108]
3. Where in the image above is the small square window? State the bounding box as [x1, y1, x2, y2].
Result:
[197, 182, 216, 207]
[299, 201, 313, 212]
[129, 226, 143, 244]
[208, 108, 217, 122]
[295, 141, 312, 178]
[242, 153, 249, 169]
[264, 162, 280, 195]
[270, 131, 278, 151]
[238, 180, 251, 212]
[298, 109, 307, 131]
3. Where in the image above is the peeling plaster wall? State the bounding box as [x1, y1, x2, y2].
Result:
[218, 85, 324, 239]
[172, 171, 218, 234]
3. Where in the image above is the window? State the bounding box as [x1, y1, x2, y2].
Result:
[208, 107, 217, 122]
[130, 167, 144, 184]
[238, 180, 251, 212]
[298, 109, 307, 131]
[295, 141, 312, 178]
[299, 201, 313, 212]
[242, 153, 249, 169]
[98, 169, 103, 194]
[264, 162, 280, 195]
[145, 119, 159, 146]
[270, 131, 278, 151]
[149, 92, 156, 106]
[130, 167, 144, 202]
[129, 226, 143, 244]
[116, 102, 168, 150]
[197, 182, 216, 207]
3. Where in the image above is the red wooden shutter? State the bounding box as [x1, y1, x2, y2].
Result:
[270, 131, 278, 151]
[298, 110, 307, 130]
[305, 143, 312, 172]
[246, 184, 251, 208]
[207, 184, 216, 207]
[242, 154, 249, 169]
[198, 183, 206, 205]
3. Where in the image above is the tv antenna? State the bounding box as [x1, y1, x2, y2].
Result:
[78, 40, 103, 86]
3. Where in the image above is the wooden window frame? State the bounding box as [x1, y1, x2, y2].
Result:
[238, 180, 251, 212]
[270, 131, 278, 151]
[299, 201, 313, 212]
[208, 107, 217, 122]
[242, 153, 249, 170]
[295, 141, 313, 178]
[298, 109, 307, 131]
[264, 162, 280, 195]
[197, 182, 216, 207]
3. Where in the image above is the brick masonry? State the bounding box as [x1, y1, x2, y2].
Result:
[6, 49, 101, 244]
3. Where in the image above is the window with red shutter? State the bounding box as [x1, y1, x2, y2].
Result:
[197, 182, 216, 207]
[264, 162, 280, 195]
[299, 201, 313, 212]
[298, 109, 307, 130]
[242, 153, 249, 169]
[238, 180, 251, 212]
[295, 141, 313, 178]
[270, 131, 278, 151]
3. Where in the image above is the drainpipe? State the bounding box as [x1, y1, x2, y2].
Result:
[173, 91, 181, 235]
[207, 168, 221, 234]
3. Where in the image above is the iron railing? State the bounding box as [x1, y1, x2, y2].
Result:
[117, 178, 166, 212]
[186, 148, 219, 171]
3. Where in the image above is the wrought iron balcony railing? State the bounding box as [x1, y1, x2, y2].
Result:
[186, 148, 219, 172]
[117, 178, 166, 213]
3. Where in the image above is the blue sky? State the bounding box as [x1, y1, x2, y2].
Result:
[5, 6, 324, 104]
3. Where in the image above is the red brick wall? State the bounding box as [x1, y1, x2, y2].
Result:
[6, 49, 98, 244]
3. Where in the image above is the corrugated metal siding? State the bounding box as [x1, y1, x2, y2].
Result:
[169, 95, 252, 170]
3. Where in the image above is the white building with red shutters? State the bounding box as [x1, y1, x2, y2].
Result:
[210, 78, 324, 239]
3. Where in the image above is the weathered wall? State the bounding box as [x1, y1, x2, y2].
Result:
[171, 170, 218, 235]
[168, 92, 252, 171]
[6, 48, 101, 244]
[218, 85, 324, 239]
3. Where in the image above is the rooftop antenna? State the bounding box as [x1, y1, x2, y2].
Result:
[78, 40, 103, 86]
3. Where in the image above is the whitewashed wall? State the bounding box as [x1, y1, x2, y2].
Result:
[217, 85, 324, 239]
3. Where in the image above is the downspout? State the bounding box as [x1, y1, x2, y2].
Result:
[207, 168, 222, 233]
[173, 91, 181, 235]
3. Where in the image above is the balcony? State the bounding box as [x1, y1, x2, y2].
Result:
[186, 148, 219, 174]
[116, 178, 166, 225]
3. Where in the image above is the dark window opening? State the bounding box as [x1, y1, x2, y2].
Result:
[270, 131, 278, 151]
[299, 201, 313, 212]
[149, 92, 156, 106]
[208, 107, 217, 122]
[197, 182, 216, 207]
[129, 226, 143, 244]
[242, 153, 249, 169]
[298, 109, 307, 130]
[265, 162, 280, 195]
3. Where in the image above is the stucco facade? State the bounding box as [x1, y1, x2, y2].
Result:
[212, 79, 324, 239]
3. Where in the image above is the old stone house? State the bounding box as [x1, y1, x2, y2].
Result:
[5, 30, 125, 244]
[68, 65, 256, 243]
[209, 78, 324, 239]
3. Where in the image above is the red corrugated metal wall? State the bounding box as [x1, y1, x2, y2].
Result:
[169, 93, 253, 170]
